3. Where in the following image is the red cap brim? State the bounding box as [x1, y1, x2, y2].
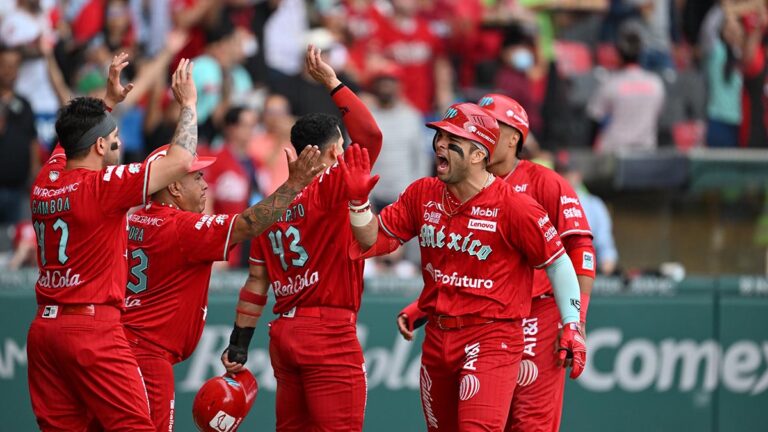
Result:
[426, 120, 476, 144]
[190, 156, 217, 172]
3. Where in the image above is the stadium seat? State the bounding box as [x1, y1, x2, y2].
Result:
[554, 40, 593, 76]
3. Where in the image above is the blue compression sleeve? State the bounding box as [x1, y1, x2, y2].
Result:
[545, 254, 581, 325]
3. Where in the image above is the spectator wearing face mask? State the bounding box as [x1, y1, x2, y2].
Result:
[493, 23, 546, 137]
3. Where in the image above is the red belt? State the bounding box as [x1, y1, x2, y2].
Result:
[280, 306, 356, 323]
[431, 314, 495, 330]
[37, 304, 118, 318]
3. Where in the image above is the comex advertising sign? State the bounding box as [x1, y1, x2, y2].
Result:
[580, 328, 768, 395]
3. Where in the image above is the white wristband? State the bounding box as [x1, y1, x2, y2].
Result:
[349, 209, 373, 227]
[349, 200, 371, 211]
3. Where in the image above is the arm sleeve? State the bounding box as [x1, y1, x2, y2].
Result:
[545, 253, 581, 325]
[563, 234, 596, 279]
[176, 212, 240, 263]
[97, 160, 154, 214]
[332, 85, 383, 163]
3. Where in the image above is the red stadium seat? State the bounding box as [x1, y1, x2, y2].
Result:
[596, 43, 621, 70]
[554, 40, 593, 76]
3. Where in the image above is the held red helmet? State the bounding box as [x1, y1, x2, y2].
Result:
[192, 370, 258, 432]
[477, 94, 530, 144]
[146, 144, 217, 172]
[426, 103, 500, 158]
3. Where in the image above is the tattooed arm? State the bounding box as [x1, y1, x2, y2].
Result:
[147, 58, 199, 195]
[230, 146, 326, 244]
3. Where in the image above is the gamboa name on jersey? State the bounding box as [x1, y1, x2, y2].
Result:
[418, 224, 492, 261]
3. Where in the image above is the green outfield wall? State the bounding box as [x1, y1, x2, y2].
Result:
[0, 273, 766, 431]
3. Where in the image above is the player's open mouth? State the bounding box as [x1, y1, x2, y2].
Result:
[436, 155, 449, 174]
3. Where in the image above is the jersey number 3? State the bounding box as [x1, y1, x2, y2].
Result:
[268, 226, 308, 271]
[127, 249, 149, 293]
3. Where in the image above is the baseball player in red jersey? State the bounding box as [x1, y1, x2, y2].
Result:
[341, 103, 586, 432]
[115, 144, 323, 432]
[27, 56, 203, 431]
[398, 95, 596, 431]
[219, 45, 383, 432]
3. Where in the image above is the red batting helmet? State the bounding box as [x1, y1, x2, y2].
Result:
[146, 144, 217, 172]
[426, 103, 500, 158]
[192, 370, 258, 432]
[477, 94, 530, 144]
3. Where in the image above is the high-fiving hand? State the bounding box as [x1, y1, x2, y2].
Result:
[285, 145, 326, 189]
[337, 144, 380, 202]
[305, 44, 342, 91]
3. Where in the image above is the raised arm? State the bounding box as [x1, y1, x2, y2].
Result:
[221, 263, 270, 373]
[229, 146, 326, 244]
[146, 59, 198, 195]
[305, 45, 383, 163]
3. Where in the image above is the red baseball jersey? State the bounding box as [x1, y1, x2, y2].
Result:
[31, 148, 152, 307]
[379, 177, 565, 319]
[504, 160, 592, 297]
[121, 203, 238, 361]
[249, 164, 363, 314]
[249, 84, 382, 315]
[370, 16, 445, 113]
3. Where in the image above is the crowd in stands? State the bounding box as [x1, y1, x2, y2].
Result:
[1, 0, 766, 272]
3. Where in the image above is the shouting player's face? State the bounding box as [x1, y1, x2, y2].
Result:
[177, 170, 208, 213]
[433, 130, 478, 184]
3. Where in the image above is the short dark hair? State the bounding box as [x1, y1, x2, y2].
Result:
[55, 97, 109, 160]
[224, 106, 246, 127]
[290, 113, 341, 155]
[617, 24, 643, 64]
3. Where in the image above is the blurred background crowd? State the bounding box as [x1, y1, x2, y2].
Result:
[1, 0, 767, 277]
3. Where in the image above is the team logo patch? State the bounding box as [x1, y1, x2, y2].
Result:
[583, 251, 595, 271]
[48, 171, 59, 182]
[444, 107, 458, 119]
[459, 374, 480, 401]
[517, 359, 539, 387]
[478, 96, 494, 107]
[128, 163, 141, 174]
[468, 218, 497, 232]
[570, 298, 581, 312]
[210, 410, 238, 431]
[424, 211, 441, 224]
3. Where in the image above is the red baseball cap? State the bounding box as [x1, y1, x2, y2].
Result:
[146, 144, 217, 172]
[477, 94, 530, 144]
[426, 103, 500, 158]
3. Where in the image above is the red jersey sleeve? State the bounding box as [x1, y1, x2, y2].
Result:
[378, 180, 423, 243]
[248, 233, 267, 267]
[537, 173, 592, 238]
[175, 212, 239, 263]
[507, 193, 566, 269]
[96, 161, 153, 214]
[332, 85, 383, 163]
